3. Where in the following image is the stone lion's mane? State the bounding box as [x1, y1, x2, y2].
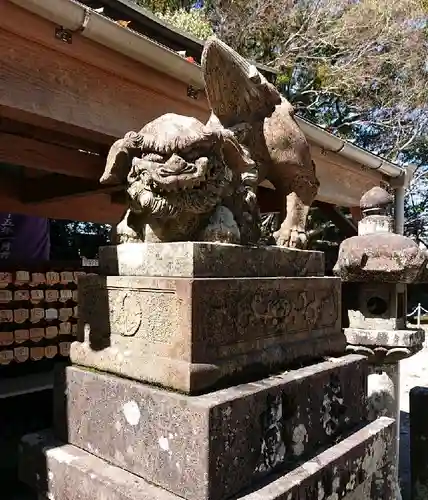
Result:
[122, 114, 221, 157]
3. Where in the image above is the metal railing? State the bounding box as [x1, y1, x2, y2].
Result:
[407, 303, 428, 327]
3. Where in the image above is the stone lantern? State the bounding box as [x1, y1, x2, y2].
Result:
[334, 186, 426, 481]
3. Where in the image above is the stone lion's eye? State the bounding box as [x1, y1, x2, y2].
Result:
[232, 124, 250, 142]
[182, 142, 213, 162]
[237, 129, 247, 141]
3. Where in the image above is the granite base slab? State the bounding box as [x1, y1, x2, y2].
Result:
[19, 417, 396, 500]
[54, 355, 367, 500]
[72, 275, 344, 393]
[98, 242, 325, 278]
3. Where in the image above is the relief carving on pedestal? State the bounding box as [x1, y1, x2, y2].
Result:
[202, 284, 339, 345]
[249, 288, 338, 334]
[109, 291, 143, 337]
[247, 288, 335, 334]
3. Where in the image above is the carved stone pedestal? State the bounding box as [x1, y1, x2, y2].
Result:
[346, 327, 424, 423]
[71, 274, 344, 394]
[69, 242, 343, 394]
[20, 358, 397, 500]
[53, 356, 368, 500]
[19, 242, 398, 500]
[21, 410, 395, 500]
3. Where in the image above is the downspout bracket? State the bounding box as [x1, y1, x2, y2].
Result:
[187, 86, 201, 100]
[54, 8, 91, 44]
[55, 27, 73, 44]
[389, 171, 407, 189]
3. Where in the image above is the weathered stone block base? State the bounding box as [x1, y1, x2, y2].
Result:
[19, 417, 396, 500]
[98, 242, 325, 278]
[74, 274, 343, 393]
[54, 356, 367, 500]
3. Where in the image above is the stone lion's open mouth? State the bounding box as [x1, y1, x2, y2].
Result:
[150, 162, 217, 194]
[146, 154, 211, 192]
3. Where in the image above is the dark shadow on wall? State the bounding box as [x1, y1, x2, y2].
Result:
[0, 389, 52, 500]
[14, 269, 111, 498]
[399, 410, 410, 500]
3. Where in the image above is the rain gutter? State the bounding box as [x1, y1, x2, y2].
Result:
[10, 0, 408, 183]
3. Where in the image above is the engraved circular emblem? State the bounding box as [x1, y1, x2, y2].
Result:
[121, 293, 142, 337]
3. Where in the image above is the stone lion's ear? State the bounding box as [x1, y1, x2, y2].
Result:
[100, 138, 133, 185]
[221, 135, 256, 174]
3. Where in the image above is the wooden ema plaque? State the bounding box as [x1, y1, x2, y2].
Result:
[0, 264, 97, 366]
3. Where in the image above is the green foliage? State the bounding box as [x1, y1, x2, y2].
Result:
[404, 165, 428, 246]
[50, 220, 111, 260]
[131, 0, 212, 40]
[306, 206, 352, 273]
[134, 0, 193, 14]
[156, 8, 213, 39]
[205, 0, 428, 164]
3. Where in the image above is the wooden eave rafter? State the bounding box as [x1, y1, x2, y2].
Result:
[0, 133, 105, 180]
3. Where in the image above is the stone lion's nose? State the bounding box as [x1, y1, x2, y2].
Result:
[163, 154, 187, 174]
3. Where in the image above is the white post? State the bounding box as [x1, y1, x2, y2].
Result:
[417, 303, 421, 328]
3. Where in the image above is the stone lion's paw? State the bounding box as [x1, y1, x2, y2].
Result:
[274, 228, 307, 249]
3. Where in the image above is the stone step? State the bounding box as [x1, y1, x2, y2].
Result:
[19, 417, 396, 500]
[72, 274, 344, 393]
[54, 355, 367, 500]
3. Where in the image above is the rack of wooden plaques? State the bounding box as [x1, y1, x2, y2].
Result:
[0, 262, 98, 393]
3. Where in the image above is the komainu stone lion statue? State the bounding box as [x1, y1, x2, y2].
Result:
[202, 37, 319, 248]
[101, 37, 318, 248]
[100, 113, 261, 244]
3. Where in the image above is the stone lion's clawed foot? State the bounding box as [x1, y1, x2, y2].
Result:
[274, 227, 307, 248]
[115, 214, 144, 244]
